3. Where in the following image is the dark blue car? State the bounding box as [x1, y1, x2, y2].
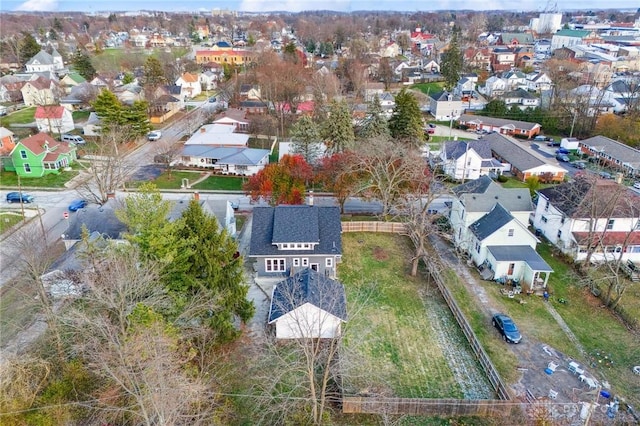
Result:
[68, 199, 88, 212]
[6, 192, 34, 203]
[492, 313, 522, 344]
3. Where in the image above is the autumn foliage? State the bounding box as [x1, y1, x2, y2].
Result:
[243, 154, 313, 205]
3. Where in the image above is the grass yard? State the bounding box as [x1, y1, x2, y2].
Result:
[498, 177, 555, 190]
[0, 106, 35, 127]
[130, 170, 204, 189]
[411, 82, 445, 95]
[71, 111, 91, 121]
[193, 175, 245, 191]
[0, 210, 24, 233]
[338, 233, 491, 399]
[428, 135, 473, 143]
[0, 169, 79, 188]
[247, 137, 274, 150]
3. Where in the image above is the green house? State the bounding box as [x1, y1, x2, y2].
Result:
[7, 132, 77, 177]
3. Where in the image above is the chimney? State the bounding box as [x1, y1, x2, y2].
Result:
[308, 190, 314, 206]
[194, 191, 200, 200]
[200, 127, 206, 133]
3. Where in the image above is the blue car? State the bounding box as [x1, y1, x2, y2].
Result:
[68, 199, 88, 212]
[492, 313, 522, 344]
[6, 192, 34, 203]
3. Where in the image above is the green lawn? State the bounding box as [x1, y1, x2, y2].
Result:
[129, 170, 204, 189]
[0, 106, 35, 127]
[72, 111, 91, 121]
[498, 177, 554, 190]
[411, 82, 445, 95]
[0, 169, 79, 188]
[339, 233, 488, 398]
[193, 175, 245, 191]
[247, 137, 274, 150]
[0, 211, 24, 233]
[428, 135, 473, 143]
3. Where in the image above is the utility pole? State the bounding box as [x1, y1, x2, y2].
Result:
[17, 173, 26, 223]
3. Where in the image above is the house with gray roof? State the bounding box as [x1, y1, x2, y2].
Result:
[268, 268, 347, 339]
[458, 114, 542, 139]
[179, 145, 269, 176]
[439, 139, 504, 181]
[62, 200, 127, 250]
[429, 91, 463, 121]
[249, 205, 342, 278]
[25, 49, 64, 73]
[482, 132, 567, 182]
[578, 135, 640, 178]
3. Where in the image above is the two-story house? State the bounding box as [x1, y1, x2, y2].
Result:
[429, 91, 463, 121]
[249, 205, 342, 277]
[21, 77, 59, 107]
[500, 88, 540, 110]
[0, 127, 17, 157]
[533, 177, 640, 263]
[34, 105, 75, 134]
[25, 49, 64, 73]
[439, 139, 504, 181]
[8, 133, 77, 177]
[449, 176, 551, 289]
[175, 72, 202, 98]
[526, 72, 553, 93]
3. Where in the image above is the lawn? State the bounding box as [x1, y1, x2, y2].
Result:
[0, 210, 24, 234]
[0, 106, 35, 127]
[247, 137, 274, 150]
[498, 177, 555, 190]
[132, 170, 204, 189]
[0, 169, 79, 188]
[338, 233, 492, 399]
[72, 111, 91, 121]
[411, 82, 445, 95]
[193, 175, 245, 191]
[133, 170, 246, 191]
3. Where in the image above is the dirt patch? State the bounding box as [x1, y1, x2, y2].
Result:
[372, 246, 388, 261]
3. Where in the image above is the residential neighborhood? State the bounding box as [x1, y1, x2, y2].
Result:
[1, 4, 639, 425]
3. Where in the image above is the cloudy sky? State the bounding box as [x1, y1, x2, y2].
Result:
[1, 0, 637, 12]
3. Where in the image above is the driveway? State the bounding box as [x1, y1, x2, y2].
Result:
[431, 124, 479, 140]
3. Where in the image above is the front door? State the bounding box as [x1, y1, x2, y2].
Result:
[507, 263, 515, 275]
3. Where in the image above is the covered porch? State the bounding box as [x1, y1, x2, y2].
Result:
[486, 245, 553, 293]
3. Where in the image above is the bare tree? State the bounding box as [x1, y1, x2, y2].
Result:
[64, 245, 216, 425]
[76, 125, 136, 204]
[152, 137, 182, 179]
[0, 355, 51, 422]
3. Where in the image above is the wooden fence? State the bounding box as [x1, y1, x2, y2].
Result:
[340, 221, 515, 416]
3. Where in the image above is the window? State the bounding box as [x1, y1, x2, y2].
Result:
[607, 219, 615, 230]
[545, 201, 549, 211]
[20, 150, 27, 159]
[561, 216, 566, 225]
[23, 164, 31, 173]
[265, 258, 286, 272]
[557, 230, 562, 239]
[508, 229, 514, 237]
[282, 243, 289, 249]
[475, 242, 480, 253]
[293, 258, 300, 267]
[541, 216, 548, 223]
[301, 258, 309, 267]
[325, 258, 333, 268]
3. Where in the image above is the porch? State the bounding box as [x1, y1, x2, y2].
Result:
[486, 245, 553, 292]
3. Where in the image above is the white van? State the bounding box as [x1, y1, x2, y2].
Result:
[61, 134, 86, 145]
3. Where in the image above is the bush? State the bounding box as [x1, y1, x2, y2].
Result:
[497, 174, 509, 183]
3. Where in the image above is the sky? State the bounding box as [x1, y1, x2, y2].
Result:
[1, 0, 637, 13]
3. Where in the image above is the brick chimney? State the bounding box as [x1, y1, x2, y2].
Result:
[200, 126, 206, 133]
[193, 191, 200, 200]
[308, 190, 314, 206]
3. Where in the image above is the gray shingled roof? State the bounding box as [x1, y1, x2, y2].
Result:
[469, 203, 514, 240]
[483, 132, 546, 171]
[443, 139, 493, 160]
[249, 205, 342, 256]
[453, 176, 533, 212]
[579, 136, 640, 169]
[63, 201, 127, 241]
[26, 50, 54, 66]
[487, 246, 553, 272]
[181, 146, 269, 165]
[268, 268, 347, 323]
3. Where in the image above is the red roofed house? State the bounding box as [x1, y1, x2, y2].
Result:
[7, 132, 77, 177]
[35, 105, 75, 134]
[533, 177, 640, 264]
[175, 72, 202, 98]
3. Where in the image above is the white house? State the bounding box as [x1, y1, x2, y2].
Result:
[268, 268, 347, 339]
[34, 105, 74, 134]
[500, 88, 540, 110]
[179, 145, 269, 176]
[185, 124, 249, 147]
[526, 72, 553, 93]
[199, 70, 219, 91]
[429, 91, 463, 121]
[82, 112, 102, 136]
[448, 177, 551, 289]
[439, 139, 504, 181]
[25, 49, 64, 73]
[175, 72, 202, 98]
[533, 177, 640, 263]
[481, 76, 507, 97]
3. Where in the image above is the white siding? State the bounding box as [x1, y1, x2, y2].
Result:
[274, 303, 342, 339]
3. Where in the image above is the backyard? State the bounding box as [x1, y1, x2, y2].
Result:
[127, 170, 245, 191]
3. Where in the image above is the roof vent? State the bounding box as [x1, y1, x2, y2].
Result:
[495, 196, 499, 199]
[517, 195, 521, 199]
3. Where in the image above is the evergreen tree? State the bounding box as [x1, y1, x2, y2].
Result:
[290, 115, 323, 164]
[72, 49, 96, 80]
[322, 100, 355, 154]
[441, 27, 463, 91]
[483, 99, 507, 117]
[358, 94, 389, 139]
[388, 88, 424, 149]
[123, 100, 152, 138]
[142, 56, 167, 93]
[174, 200, 254, 341]
[19, 32, 41, 67]
[92, 89, 122, 131]
[52, 17, 63, 32]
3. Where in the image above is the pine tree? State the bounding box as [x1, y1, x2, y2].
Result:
[441, 27, 463, 91]
[19, 32, 41, 67]
[290, 115, 323, 164]
[72, 49, 96, 80]
[358, 94, 389, 139]
[92, 89, 122, 131]
[388, 88, 424, 149]
[322, 100, 355, 154]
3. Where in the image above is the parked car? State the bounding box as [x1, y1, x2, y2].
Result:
[492, 313, 522, 344]
[546, 139, 560, 147]
[599, 171, 613, 180]
[6, 192, 34, 203]
[68, 199, 88, 212]
[633, 182, 640, 190]
[208, 96, 217, 103]
[61, 134, 86, 145]
[147, 131, 162, 141]
[425, 123, 436, 135]
[556, 154, 570, 162]
[533, 135, 547, 141]
[570, 161, 586, 169]
[555, 148, 569, 155]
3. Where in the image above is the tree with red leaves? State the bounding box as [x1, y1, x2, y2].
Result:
[243, 155, 313, 205]
[317, 152, 361, 213]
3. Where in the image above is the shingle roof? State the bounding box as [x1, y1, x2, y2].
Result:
[453, 176, 533, 212]
[469, 203, 514, 240]
[18, 133, 73, 155]
[452, 175, 494, 195]
[268, 268, 347, 323]
[26, 50, 54, 66]
[180, 72, 198, 83]
[487, 246, 553, 272]
[249, 205, 342, 257]
[459, 114, 541, 132]
[63, 201, 127, 241]
[483, 132, 547, 171]
[35, 105, 65, 119]
[443, 139, 492, 160]
[579, 135, 640, 170]
[181, 146, 269, 165]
